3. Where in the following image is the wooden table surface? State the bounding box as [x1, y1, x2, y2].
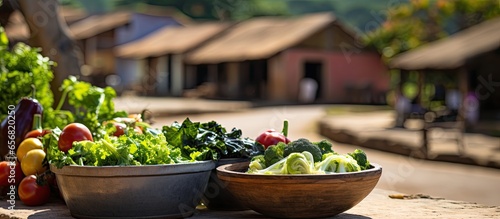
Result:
[1, 188, 499, 219]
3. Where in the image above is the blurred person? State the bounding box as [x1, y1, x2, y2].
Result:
[464, 92, 479, 126]
[446, 89, 461, 116]
[395, 92, 411, 127]
[298, 78, 318, 103]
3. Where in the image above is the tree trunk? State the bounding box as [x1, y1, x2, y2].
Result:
[15, 0, 83, 107]
[0, 0, 14, 27]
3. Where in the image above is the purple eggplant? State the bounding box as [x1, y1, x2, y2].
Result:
[0, 97, 43, 161]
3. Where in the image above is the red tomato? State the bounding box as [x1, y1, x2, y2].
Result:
[58, 123, 93, 152]
[112, 122, 127, 137]
[110, 122, 142, 136]
[255, 129, 290, 149]
[24, 129, 51, 140]
[18, 175, 51, 206]
[0, 161, 25, 187]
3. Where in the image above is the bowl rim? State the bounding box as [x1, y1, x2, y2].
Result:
[217, 161, 382, 181]
[50, 160, 216, 177]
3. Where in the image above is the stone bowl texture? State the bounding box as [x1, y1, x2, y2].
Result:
[51, 161, 215, 219]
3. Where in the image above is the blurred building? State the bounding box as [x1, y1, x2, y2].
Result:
[4, 9, 389, 104]
[68, 8, 189, 92]
[184, 12, 389, 103]
[117, 12, 389, 103]
[390, 16, 500, 132]
[2, 6, 86, 46]
[115, 22, 231, 96]
[2, 5, 190, 94]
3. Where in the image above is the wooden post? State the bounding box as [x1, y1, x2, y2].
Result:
[418, 71, 426, 107]
[422, 126, 428, 158]
[456, 67, 468, 154]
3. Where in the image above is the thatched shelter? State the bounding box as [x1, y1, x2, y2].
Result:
[389, 17, 500, 134]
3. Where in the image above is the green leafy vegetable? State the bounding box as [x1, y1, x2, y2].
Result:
[314, 139, 334, 155]
[263, 142, 285, 167]
[249, 155, 286, 174]
[248, 155, 266, 172]
[0, 29, 54, 121]
[316, 153, 361, 173]
[162, 118, 263, 161]
[348, 149, 371, 170]
[247, 138, 372, 175]
[285, 151, 316, 174]
[0, 27, 126, 137]
[249, 151, 317, 174]
[283, 138, 322, 162]
[46, 128, 188, 168]
[48, 76, 127, 137]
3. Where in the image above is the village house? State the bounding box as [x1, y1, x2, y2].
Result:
[183, 12, 389, 103]
[116, 12, 389, 103]
[389, 16, 500, 134]
[2, 5, 191, 95]
[5, 8, 390, 104]
[68, 8, 188, 92]
[114, 21, 231, 96]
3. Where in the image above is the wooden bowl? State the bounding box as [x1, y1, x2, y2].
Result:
[216, 161, 382, 219]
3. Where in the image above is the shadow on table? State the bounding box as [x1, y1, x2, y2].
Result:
[195, 209, 371, 219]
[8, 196, 73, 219]
[334, 213, 372, 219]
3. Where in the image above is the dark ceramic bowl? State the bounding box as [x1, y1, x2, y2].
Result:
[51, 161, 215, 219]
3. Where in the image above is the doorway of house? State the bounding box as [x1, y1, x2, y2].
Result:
[302, 61, 323, 101]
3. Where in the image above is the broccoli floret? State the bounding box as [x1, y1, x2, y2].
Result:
[348, 149, 370, 170]
[313, 139, 335, 155]
[264, 142, 286, 167]
[247, 155, 266, 173]
[283, 138, 322, 162]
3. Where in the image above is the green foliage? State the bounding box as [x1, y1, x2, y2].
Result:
[264, 142, 286, 167]
[348, 149, 370, 170]
[283, 138, 322, 163]
[46, 128, 187, 168]
[0, 28, 54, 121]
[248, 154, 266, 172]
[313, 139, 334, 155]
[43, 76, 127, 138]
[249, 151, 316, 174]
[0, 26, 126, 139]
[248, 144, 371, 174]
[162, 118, 263, 161]
[261, 139, 337, 168]
[364, 0, 500, 61]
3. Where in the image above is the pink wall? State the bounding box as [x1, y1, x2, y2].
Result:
[282, 49, 389, 103]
